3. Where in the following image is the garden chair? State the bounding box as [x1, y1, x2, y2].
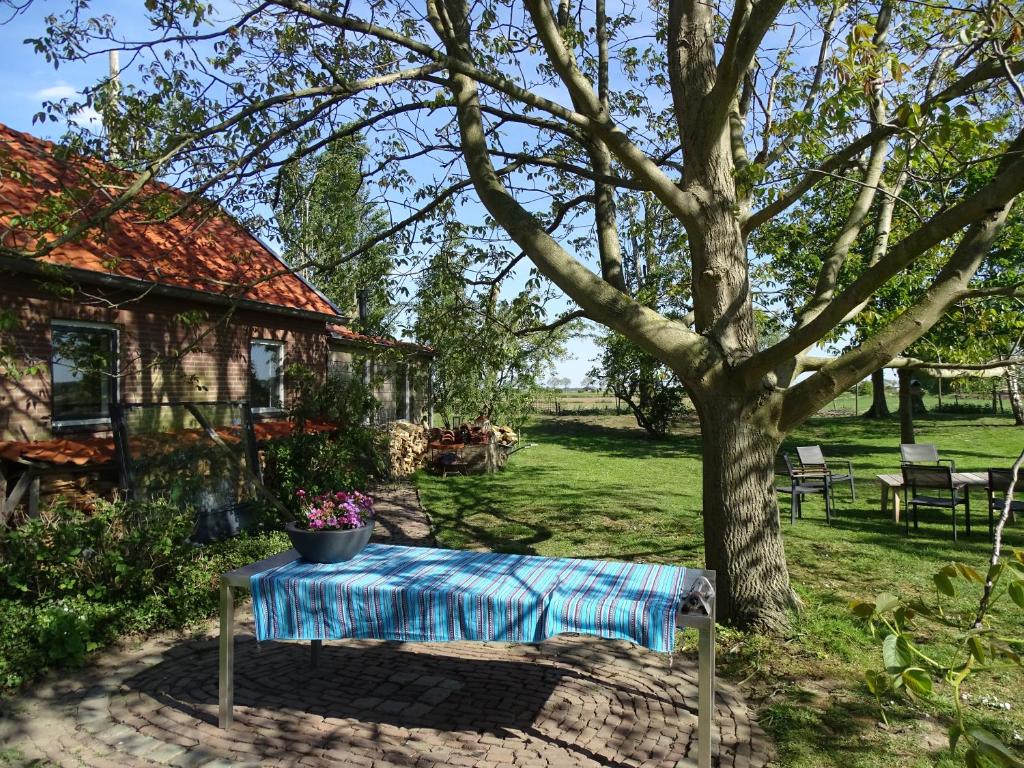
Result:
[796, 445, 856, 503]
[901, 465, 970, 540]
[776, 452, 832, 524]
[899, 443, 956, 472]
[986, 468, 1024, 532]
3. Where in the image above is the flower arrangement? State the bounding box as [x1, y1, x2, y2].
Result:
[295, 489, 374, 531]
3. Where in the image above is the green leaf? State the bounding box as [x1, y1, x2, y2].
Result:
[850, 599, 876, 619]
[1008, 581, 1024, 609]
[875, 593, 900, 613]
[883, 634, 913, 673]
[964, 748, 980, 768]
[968, 636, 987, 664]
[957, 563, 984, 583]
[864, 669, 885, 694]
[901, 668, 933, 696]
[968, 727, 1022, 767]
[934, 572, 956, 597]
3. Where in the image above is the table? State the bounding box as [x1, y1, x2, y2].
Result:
[219, 548, 717, 768]
[877, 471, 988, 522]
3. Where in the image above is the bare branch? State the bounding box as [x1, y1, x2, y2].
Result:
[514, 309, 587, 337]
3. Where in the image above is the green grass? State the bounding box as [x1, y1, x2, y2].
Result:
[417, 411, 1024, 767]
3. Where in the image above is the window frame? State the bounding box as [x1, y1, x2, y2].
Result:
[50, 319, 120, 430]
[249, 339, 285, 413]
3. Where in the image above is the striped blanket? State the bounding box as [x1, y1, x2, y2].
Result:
[250, 544, 689, 653]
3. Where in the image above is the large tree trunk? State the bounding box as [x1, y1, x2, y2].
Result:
[696, 394, 795, 630]
[862, 368, 891, 418]
[1008, 367, 1024, 426]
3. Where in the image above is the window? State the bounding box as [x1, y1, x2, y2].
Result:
[395, 362, 409, 421]
[249, 340, 284, 411]
[51, 321, 119, 426]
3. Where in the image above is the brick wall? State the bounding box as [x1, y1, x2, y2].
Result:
[0, 273, 330, 441]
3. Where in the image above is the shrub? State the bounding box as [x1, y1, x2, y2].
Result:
[261, 430, 386, 517]
[261, 367, 388, 518]
[0, 498, 289, 692]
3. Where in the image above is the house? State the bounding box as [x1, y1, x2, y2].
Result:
[0, 123, 431, 512]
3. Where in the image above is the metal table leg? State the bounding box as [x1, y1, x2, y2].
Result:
[697, 619, 715, 768]
[218, 579, 234, 729]
[311, 639, 322, 667]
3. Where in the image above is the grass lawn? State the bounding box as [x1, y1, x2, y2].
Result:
[417, 411, 1024, 767]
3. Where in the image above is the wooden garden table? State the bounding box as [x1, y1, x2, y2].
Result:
[876, 471, 989, 522]
[218, 547, 717, 768]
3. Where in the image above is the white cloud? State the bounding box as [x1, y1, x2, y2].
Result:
[34, 83, 78, 101]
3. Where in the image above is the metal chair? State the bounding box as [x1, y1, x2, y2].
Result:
[987, 468, 1024, 532]
[899, 443, 956, 472]
[776, 452, 832, 524]
[797, 445, 855, 504]
[901, 464, 970, 540]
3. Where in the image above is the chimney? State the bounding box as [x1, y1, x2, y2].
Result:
[356, 289, 369, 326]
[106, 50, 122, 161]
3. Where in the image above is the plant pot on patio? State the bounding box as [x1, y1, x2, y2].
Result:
[285, 519, 375, 563]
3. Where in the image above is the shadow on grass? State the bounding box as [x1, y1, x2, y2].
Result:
[525, 417, 702, 460]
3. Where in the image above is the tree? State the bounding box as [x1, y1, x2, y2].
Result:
[590, 191, 690, 436]
[413, 234, 571, 427]
[590, 333, 685, 436]
[274, 137, 396, 335]
[12, 0, 1024, 628]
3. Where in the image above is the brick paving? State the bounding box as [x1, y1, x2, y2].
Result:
[0, 483, 772, 767]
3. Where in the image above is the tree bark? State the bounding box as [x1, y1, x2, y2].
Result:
[862, 368, 891, 418]
[898, 368, 915, 443]
[1008, 366, 1024, 426]
[695, 392, 795, 630]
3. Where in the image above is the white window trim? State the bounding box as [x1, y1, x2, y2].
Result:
[249, 339, 285, 413]
[50, 319, 120, 429]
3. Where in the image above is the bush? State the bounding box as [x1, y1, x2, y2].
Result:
[933, 402, 996, 415]
[261, 430, 386, 516]
[262, 367, 388, 518]
[0, 498, 288, 692]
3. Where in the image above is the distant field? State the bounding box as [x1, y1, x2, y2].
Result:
[535, 388, 1007, 418]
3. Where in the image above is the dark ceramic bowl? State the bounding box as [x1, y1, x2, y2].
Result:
[285, 519, 375, 563]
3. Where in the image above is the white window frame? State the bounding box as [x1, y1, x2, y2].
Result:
[249, 339, 285, 413]
[50, 319, 120, 429]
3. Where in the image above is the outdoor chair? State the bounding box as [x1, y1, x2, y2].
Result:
[987, 468, 1024, 532]
[776, 452, 832, 524]
[899, 443, 956, 472]
[796, 445, 856, 504]
[901, 464, 970, 540]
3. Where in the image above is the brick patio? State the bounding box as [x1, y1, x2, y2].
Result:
[0, 485, 773, 768]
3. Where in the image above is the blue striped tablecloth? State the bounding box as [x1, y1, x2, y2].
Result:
[250, 543, 689, 653]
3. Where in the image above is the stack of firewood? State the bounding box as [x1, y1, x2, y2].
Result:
[388, 421, 429, 477]
[493, 425, 518, 447]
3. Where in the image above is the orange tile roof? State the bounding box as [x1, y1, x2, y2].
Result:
[0, 419, 340, 467]
[0, 123, 337, 316]
[328, 323, 434, 354]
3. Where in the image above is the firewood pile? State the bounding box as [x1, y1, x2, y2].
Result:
[493, 425, 518, 449]
[388, 420, 430, 477]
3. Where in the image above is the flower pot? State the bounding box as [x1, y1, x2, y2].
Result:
[285, 519, 375, 563]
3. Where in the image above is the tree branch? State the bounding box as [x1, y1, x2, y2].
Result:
[744, 134, 1024, 385]
[514, 309, 587, 337]
[438, 0, 708, 371]
[744, 57, 1024, 234]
